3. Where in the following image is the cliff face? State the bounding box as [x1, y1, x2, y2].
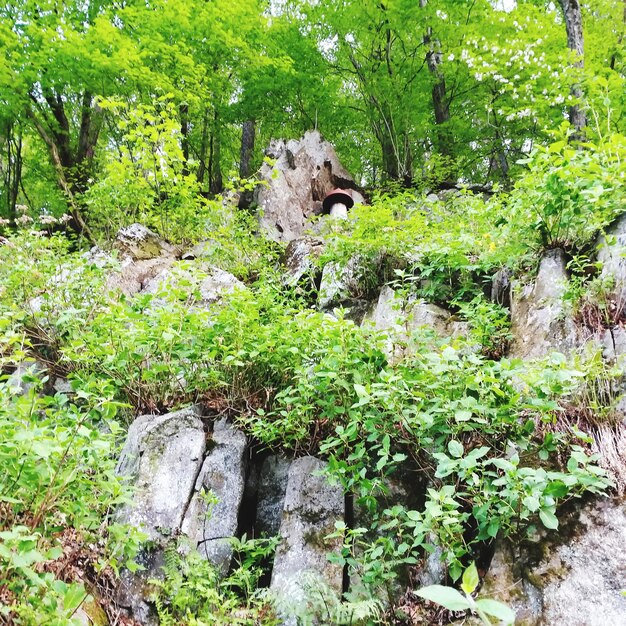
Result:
[6, 135, 626, 626]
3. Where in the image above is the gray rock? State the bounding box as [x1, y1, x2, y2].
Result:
[181, 419, 247, 575]
[598, 213, 626, 304]
[113, 223, 176, 261]
[510, 249, 578, 359]
[116, 406, 206, 541]
[362, 286, 458, 361]
[318, 257, 364, 311]
[256, 455, 291, 537]
[5, 359, 47, 396]
[481, 496, 626, 626]
[106, 255, 176, 296]
[270, 456, 344, 623]
[255, 131, 363, 242]
[115, 406, 206, 625]
[142, 262, 244, 308]
[283, 237, 324, 287]
[492, 267, 512, 308]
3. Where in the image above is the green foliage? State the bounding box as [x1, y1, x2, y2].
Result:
[151, 538, 279, 625]
[85, 96, 211, 243]
[511, 128, 626, 250]
[458, 295, 512, 358]
[0, 369, 145, 624]
[320, 188, 523, 307]
[416, 563, 516, 626]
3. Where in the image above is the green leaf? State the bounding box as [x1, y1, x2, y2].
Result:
[63, 583, 88, 614]
[475, 598, 516, 623]
[539, 508, 559, 530]
[461, 562, 479, 594]
[415, 585, 471, 611]
[448, 440, 464, 458]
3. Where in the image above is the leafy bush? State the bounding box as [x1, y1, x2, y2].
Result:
[151, 537, 279, 626]
[0, 371, 144, 625]
[511, 126, 626, 250]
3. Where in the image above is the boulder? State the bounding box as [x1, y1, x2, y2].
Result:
[115, 406, 206, 624]
[598, 213, 626, 303]
[255, 131, 364, 242]
[480, 496, 626, 626]
[4, 359, 47, 396]
[142, 262, 244, 308]
[510, 249, 578, 359]
[106, 255, 176, 297]
[181, 419, 247, 575]
[270, 456, 344, 624]
[492, 267, 512, 309]
[318, 257, 369, 320]
[283, 237, 324, 288]
[116, 406, 206, 541]
[113, 224, 176, 261]
[362, 286, 462, 361]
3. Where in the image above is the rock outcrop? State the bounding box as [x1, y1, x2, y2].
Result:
[255, 130, 364, 242]
[143, 262, 244, 309]
[113, 223, 177, 261]
[270, 456, 345, 624]
[283, 236, 324, 288]
[481, 496, 626, 626]
[116, 406, 207, 541]
[363, 285, 466, 360]
[181, 419, 247, 574]
[510, 249, 578, 359]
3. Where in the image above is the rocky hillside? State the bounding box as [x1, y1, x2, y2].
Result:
[2, 132, 626, 626]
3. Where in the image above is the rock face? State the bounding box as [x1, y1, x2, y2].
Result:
[113, 224, 176, 261]
[362, 285, 463, 360]
[116, 406, 207, 541]
[481, 496, 626, 626]
[283, 236, 324, 288]
[116, 406, 206, 624]
[598, 213, 626, 304]
[142, 262, 244, 308]
[5, 359, 47, 396]
[255, 131, 363, 242]
[181, 419, 248, 574]
[270, 456, 345, 623]
[256, 455, 292, 537]
[510, 249, 578, 359]
[106, 256, 176, 296]
[318, 257, 365, 312]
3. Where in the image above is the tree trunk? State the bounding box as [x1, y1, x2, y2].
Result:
[208, 110, 223, 196]
[239, 120, 256, 179]
[1, 122, 22, 223]
[420, 0, 451, 156]
[180, 103, 190, 176]
[610, 0, 626, 71]
[559, 0, 586, 133]
[196, 109, 210, 186]
[26, 105, 95, 243]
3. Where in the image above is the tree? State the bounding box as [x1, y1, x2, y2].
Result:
[559, 0, 586, 132]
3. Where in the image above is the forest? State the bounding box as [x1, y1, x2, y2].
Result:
[2, 1, 626, 625]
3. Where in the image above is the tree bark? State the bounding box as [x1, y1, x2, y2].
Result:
[1, 122, 22, 223]
[420, 0, 451, 156]
[208, 110, 223, 196]
[239, 120, 256, 179]
[559, 0, 586, 133]
[180, 103, 190, 176]
[26, 106, 95, 243]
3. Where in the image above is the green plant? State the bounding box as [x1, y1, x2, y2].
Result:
[457, 294, 512, 358]
[416, 562, 515, 626]
[0, 368, 145, 624]
[151, 538, 279, 626]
